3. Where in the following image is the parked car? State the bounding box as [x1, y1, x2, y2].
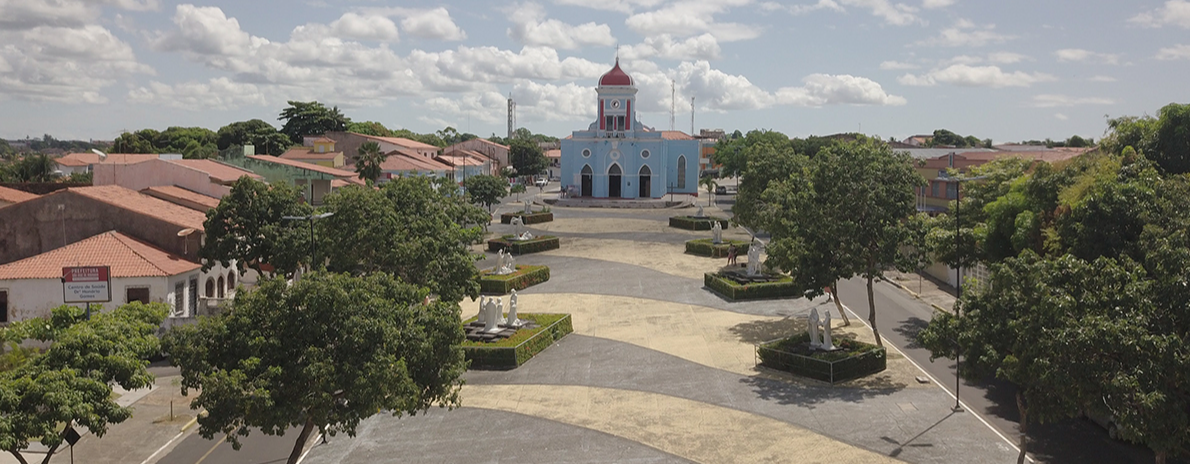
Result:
[1085, 399, 1132, 442]
[534, 178, 547, 187]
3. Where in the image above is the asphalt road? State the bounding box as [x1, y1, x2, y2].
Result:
[833, 276, 1156, 464]
[157, 429, 301, 464]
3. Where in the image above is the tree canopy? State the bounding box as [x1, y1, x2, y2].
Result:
[354, 141, 386, 185]
[277, 101, 350, 144]
[112, 126, 219, 159]
[199, 177, 312, 279]
[1102, 103, 1190, 175]
[163, 272, 467, 464]
[712, 129, 790, 179]
[1, 303, 167, 464]
[463, 174, 507, 212]
[0, 154, 60, 183]
[216, 119, 293, 157]
[509, 138, 548, 178]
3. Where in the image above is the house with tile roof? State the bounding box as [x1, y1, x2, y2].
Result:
[914, 147, 1094, 213]
[0, 231, 239, 324]
[53, 152, 177, 176]
[446, 138, 511, 172]
[141, 185, 222, 212]
[279, 138, 346, 168]
[321, 132, 442, 167]
[94, 158, 261, 199]
[380, 151, 453, 179]
[0, 186, 38, 208]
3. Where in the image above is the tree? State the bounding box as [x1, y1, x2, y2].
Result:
[111, 130, 156, 153]
[319, 178, 485, 303]
[700, 175, 717, 206]
[277, 101, 350, 144]
[0, 154, 60, 183]
[1150, 102, 1190, 175]
[216, 120, 293, 156]
[199, 177, 312, 279]
[510, 183, 526, 201]
[509, 138, 548, 178]
[732, 141, 804, 236]
[0, 303, 167, 464]
[345, 121, 394, 137]
[354, 141, 387, 185]
[463, 174, 507, 212]
[712, 129, 791, 179]
[811, 139, 923, 346]
[163, 272, 466, 464]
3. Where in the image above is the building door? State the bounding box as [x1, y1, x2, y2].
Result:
[608, 164, 622, 198]
[0, 290, 8, 323]
[639, 165, 651, 198]
[581, 165, 593, 197]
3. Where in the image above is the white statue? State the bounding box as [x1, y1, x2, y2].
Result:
[476, 297, 486, 325]
[506, 289, 522, 327]
[502, 251, 516, 274]
[746, 240, 762, 276]
[696, 204, 704, 217]
[808, 307, 821, 348]
[711, 221, 723, 244]
[821, 309, 837, 351]
[482, 298, 504, 333]
[510, 216, 534, 241]
[524, 200, 533, 214]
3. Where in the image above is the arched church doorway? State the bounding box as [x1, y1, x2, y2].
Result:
[608, 164, 622, 198]
[581, 164, 593, 197]
[639, 165, 651, 198]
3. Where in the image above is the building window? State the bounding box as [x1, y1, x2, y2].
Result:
[641, 149, 650, 159]
[206, 278, 216, 298]
[189, 278, 198, 314]
[616, 116, 625, 131]
[174, 282, 185, 317]
[0, 290, 8, 323]
[677, 155, 687, 189]
[227, 272, 236, 291]
[947, 183, 958, 200]
[931, 182, 940, 198]
[126, 287, 150, 305]
[605, 116, 614, 131]
[582, 149, 591, 158]
[217, 277, 225, 299]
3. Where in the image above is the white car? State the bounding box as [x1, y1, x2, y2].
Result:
[534, 178, 548, 187]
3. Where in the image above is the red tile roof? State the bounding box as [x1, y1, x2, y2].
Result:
[58, 153, 158, 166]
[448, 138, 510, 151]
[659, 130, 694, 140]
[434, 154, 486, 167]
[169, 159, 262, 183]
[544, 149, 562, 159]
[380, 153, 451, 172]
[355, 133, 440, 151]
[67, 185, 207, 229]
[247, 155, 359, 178]
[0, 186, 39, 204]
[0, 231, 200, 280]
[141, 185, 221, 211]
[280, 147, 342, 161]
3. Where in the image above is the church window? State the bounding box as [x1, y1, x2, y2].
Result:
[605, 116, 614, 132]
[677, 155, 687, 188]
[616, 116, 625, 130]
[641, 149, 650, 159]
[582, 149, 591, 158]
[612, 99, 621, 108]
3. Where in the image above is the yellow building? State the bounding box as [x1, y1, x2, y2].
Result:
[279, 137, 346, 168]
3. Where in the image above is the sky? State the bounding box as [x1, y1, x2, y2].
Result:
[1, 0, 1189, 144]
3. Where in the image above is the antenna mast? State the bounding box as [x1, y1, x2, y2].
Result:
[690, 96, 695, 136]
[507, 93, 516, 140]
[670, 80, 675, 131]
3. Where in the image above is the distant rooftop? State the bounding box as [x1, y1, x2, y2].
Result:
[0, 230, 199, 280]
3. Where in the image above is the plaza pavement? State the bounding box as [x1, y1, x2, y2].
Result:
[303, 198, 1020, 464]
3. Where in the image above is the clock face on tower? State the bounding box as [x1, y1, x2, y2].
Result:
[611, 99, 621, 109]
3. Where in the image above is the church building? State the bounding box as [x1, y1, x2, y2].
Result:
[560, 60, 700, 199]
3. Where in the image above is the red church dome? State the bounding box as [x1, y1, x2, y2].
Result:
[599, 59, 633, 86]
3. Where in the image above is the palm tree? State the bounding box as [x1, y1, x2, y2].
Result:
[700, 175, 717, 206]
[3, 153, 60, 183]
[354, 141, 387, 185]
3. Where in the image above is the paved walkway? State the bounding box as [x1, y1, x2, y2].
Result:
[304, 200, 1019, 464]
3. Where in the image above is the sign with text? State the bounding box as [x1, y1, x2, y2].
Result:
[62, 266, 111, 303]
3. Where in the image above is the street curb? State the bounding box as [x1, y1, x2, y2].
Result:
[880, 276, 951, 314]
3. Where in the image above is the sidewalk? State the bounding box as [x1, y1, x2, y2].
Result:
[0, 375, 201, 464]
[882, 269, 958, 314]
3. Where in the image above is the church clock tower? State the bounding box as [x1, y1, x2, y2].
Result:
[596, 58, 637, 136]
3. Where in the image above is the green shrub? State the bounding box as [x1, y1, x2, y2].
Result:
[500, 211, 555, 225]
[704, 272, 802, 300]
[685, 238, 751, 258]
[488, 235, 560, 254]
[478, 265, 551, 294]
[756, 333, 886, 384]
[669, 216, 729, 231]
[462, 313, 573, 369]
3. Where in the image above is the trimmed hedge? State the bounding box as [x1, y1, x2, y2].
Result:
[685, 238, 751, 258]
[478, 265, 551, 294]
[488, 235, 560, 254]
[501, 211, 554, 225]
[462, 313, 573, 369]
[704, 272, 802, 301]
[757, 333, 886, 384]
[669, 216, 730, 231]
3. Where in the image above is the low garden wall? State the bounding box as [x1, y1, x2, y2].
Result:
[462, 313, 573, 369]
[685, 238, 751, 258]
[704, 272, 801, 300]
[669, 216, 730, 231]
[478, 265, 551, 294]
[500, 211, 554, 225]
[756, 333, 886, 384]
[487, 235, 560, 254]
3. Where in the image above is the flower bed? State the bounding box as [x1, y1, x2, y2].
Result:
[685, 238, 751, 258]
[501, 211, 554, 225]
[478, 265, 551, 294]
[462, 313, 573, 369]
[756, 333, 886, 384]
[704, 272, 801, 301]
[487, 235, 560, 254]
[669, 216, 730, 231]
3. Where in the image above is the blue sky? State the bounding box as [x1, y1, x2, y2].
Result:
[2, 0, 1188, 144]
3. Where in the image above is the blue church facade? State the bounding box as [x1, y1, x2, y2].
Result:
[560, 60, 700, 199]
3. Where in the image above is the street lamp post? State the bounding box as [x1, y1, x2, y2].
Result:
[283, 212, 334, 273]
[945, 173, 987, 412]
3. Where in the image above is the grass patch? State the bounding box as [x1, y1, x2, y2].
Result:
[488, 235, 560, 254]
[462, 313, 573, 369]
[501, 211, 554, 225]
[704, 272, 802, 300]
[757, 333, 886, 384]
[478, 265, 551, 294]
[685, 238, 751, 258]
[669, 216, 729, 231]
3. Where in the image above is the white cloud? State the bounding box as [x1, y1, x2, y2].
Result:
[507, 2, 614, 49]
[621, 33, 721, 60]
[777, 74, 907, 106]
[0, 24, 153, 103]
[1029, 94, 1116, 108]
[407, 46, 607, 92]
[922, 0, 954, 8]
[417, 90, 509, 126]
[1088, 75, 1117, 82]
[551, 0, 667, 14]
[625, 0, 761, 42]
[512, 80, 596, 121]
[987, 52, 1028, 64]
[880, 60, 919, 70]
[672, 60, 773, 110]
[1156, 44, 1190, 60]
[127, 78, 267, 110]
[400, 7, 466, 41]
[763, 0, 845, 15]
[1054, 113, 1068, 120]
[1054, 48, 1121, 65]
[0, 0, 159, 30]
[916, 20, 1015, 47]
[899, 64, 1056, 87]
[1129, 0, 1190, 28]
[329, 12, 399, 42]
[153, 4, 265, 57]
[838, 0, 921, 26]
